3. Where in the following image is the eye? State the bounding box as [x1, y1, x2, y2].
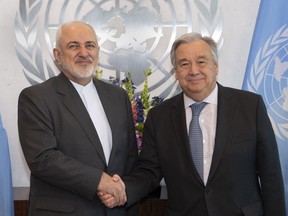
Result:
[196, 58, 208, 66]
[179, 61, 191, 69]
[85, 42, 97, 49]
[68, 43, 80, 50]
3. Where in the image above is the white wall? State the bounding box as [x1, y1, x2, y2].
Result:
[0, 0, 260, 187]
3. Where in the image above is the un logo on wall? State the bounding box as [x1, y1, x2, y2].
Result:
[246, 25, 288, 140]
[15, 0, 223, 99]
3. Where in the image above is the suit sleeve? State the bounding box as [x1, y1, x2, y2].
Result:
[256, 95, 286, 215]
[124, 110, 163, 206]
[18, 88, 102, 200]
[123, 91, 139, 175]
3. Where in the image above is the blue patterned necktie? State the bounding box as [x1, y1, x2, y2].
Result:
[189, 102, 207, 180]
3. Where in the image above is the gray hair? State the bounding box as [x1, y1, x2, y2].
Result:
[55, 21, 97, 50]
[170, 32, 218, 68]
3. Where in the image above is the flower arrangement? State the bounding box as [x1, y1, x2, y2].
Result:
[95, 69, 164, 152]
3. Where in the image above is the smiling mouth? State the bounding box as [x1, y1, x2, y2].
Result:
[187, 77, 204, 82]
[76, 60, 91, 64]
[75, 57, 93, 64]
[75, 61, 93, 67]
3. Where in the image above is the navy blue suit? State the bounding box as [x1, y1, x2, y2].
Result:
[125, 83, 285, 216]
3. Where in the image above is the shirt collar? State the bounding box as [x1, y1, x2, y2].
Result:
[183, 84, 218, 109]
[70, 79, 94, 95]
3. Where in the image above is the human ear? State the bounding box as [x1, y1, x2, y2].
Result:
[174, 68, 180, 80]
[53, 48, 62, 65]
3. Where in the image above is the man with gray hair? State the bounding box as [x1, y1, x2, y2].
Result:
[18, 21, 138, 216]
[100, 32, 286, 216]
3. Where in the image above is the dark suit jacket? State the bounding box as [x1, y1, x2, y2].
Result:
[125, 83, 286, 216]
[18, 73, 138, 216]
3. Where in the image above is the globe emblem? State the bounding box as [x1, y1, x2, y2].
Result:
[264, 45, 288, 121]
[43, 0, 195, 98]
[244, 26, 288, 140]
[83, 1, 165, 86]
[15, 0, 223, 98]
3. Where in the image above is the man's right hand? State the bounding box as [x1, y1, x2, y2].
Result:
[97, 173, 126, 208]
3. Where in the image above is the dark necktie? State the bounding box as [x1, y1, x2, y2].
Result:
[189, 102, 207, 180]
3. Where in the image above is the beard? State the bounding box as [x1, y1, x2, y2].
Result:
[60, 57, 97, 80]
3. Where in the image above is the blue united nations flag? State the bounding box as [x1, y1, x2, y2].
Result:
[242, 0, 288, 211]
[0, 114, 14, 216]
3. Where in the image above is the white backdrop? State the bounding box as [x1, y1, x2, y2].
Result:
[0, 0, 260, 188]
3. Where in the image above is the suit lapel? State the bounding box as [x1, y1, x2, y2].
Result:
[171, 94, 203, 182]
[208, 84, 234, 182]
[56, 73, 107, 164]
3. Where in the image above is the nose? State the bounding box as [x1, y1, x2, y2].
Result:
[78, 46, 89, 57]
[189, 63, 200, 74]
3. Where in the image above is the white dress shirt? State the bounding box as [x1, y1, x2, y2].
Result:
[71, 80, 112, 165]
[184, 85, 218, 184]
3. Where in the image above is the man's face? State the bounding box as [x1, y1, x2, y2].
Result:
[174, 40, 218, 101]
[53, 23, 99, 85]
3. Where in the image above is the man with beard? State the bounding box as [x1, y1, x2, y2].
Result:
[18, 21, 138, 216]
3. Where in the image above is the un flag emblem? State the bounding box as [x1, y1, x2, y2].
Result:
[246, 25, 288, 140]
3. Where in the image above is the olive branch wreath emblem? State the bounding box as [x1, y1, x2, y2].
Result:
[15, 0, 223, 86]
[15, 0, 56, 85]
[246, 25, 288, 140]
[195, 0, 224, 51]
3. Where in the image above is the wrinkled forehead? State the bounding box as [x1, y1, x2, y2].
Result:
[56, 22, 98, 48]
[64, 24, 96, 39]
[175, 41, 213, 57]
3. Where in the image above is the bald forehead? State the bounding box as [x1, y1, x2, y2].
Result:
[56, 22, 98, 49]
[61, 22, 96, 37]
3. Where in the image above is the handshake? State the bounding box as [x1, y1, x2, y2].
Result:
[97, 172, 127, 208]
